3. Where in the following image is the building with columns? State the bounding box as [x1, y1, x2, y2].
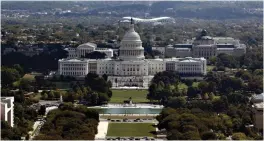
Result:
[1, 97, 14, 127]
[58, 19, 207, 88]
[164, 30, 246, 59]
[65, 42, 113, 58]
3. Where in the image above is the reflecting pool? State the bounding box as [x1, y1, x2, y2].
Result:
[91, 108, 162, 114]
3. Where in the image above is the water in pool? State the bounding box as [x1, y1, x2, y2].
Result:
[92, 108, 162, 114]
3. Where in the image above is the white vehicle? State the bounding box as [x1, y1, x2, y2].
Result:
[122, 16, 175, 24]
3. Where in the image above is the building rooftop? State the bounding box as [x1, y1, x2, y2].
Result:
[254, 102, 264, 110]
[251, 93, 264, 103]
[77, 42, 97, 48]
[174, 44, 192, 48]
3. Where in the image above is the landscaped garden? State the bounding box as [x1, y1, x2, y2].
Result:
[107, 123, 155, 137]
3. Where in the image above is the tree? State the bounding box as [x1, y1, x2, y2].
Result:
[181, 131, 201, 140]
[187, 86, 198, 99]
[184, 79, 193, 87]
[98, 93, 110, 104]
[232, 132, 248, 140]
[91, 93, 99, 105]
[1, 67, 21, 87]
[198, 81, 208, 95]
[166, 97, 186, 108]
[209, 56, 217, 65]
[219, 76, 243, 94]
[42, 93, 48, 100]
[203, 93, 209, 100]
[1, 121, 21, 140]
[13, 64, 24, 76]
[38, 105, 46, 115]
[212, 97, 228, 113]
[19, 79, 31, 91]
[209, 92, 215, 100]
[201, 131, 217, 140]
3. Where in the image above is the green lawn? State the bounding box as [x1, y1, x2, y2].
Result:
[107, 123, 155, 137]
[110, 89, 149, 103]
[23, 74, 35, 81]
[33, 93, 42, 100]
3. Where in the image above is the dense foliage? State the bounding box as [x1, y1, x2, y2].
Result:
[1, 89, 38, 140]
[2, 44, 68, 73]
[34, 103, 99, 140]
[62, 73, 112, 105]
[213, 48, 263, 71]
[157, 107, 262, 140]
[153, 68, 263, 140]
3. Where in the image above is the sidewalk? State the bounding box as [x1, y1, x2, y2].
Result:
[95, 121, 109, 140]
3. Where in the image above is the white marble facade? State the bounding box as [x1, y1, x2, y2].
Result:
[164, 30, 246, 59]
[66, 42, 114, 58]
[58, 20, 207, 88]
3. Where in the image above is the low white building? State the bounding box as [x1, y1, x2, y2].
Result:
[251, 93, 264, 130]
[1, 97, 14, 127]
[165, 30, 246, 59]
[65, 42, 113, 58]
[58, 19, 207, 88]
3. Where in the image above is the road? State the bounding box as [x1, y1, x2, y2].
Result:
[29, 106, 58, 140]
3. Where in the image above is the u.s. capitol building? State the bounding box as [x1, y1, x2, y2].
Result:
[58, 20, 207, 88]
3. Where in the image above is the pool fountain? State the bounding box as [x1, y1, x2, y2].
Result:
[89, 104, 163, 115]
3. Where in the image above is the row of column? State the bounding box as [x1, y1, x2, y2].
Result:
[120, 50, 143, 56]
[78, 49, 93, 57]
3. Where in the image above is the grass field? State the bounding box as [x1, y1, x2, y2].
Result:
[23, 74, 35, 81]
[13, 74, 36, 87]
[107, 123, 155, 137]
[110, 89, 149, 103]
[32, 93, 42, 100]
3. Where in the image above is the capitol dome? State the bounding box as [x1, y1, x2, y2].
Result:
[122, 26, 141, 41]
[119, 18, 145, 61]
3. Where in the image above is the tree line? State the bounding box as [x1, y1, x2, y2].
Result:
[34, 103, 99, 140]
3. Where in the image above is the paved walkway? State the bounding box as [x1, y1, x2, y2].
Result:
[95, 121, 109, 140]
